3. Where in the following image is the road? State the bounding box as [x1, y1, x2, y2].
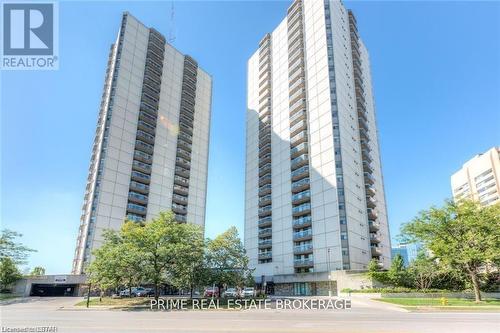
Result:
[1, 297, 499, 333]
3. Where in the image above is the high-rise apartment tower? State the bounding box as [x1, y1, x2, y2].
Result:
[245, 0, 390, 295]
[72, 13, 212, 274]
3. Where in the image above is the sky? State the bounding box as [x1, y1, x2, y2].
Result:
[1, 0, 499, 274]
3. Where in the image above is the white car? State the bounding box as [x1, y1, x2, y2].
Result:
[223, 288, 239, 298]
[242, 287, 255, 298]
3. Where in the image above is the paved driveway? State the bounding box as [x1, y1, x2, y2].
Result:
[1, 297, 499, 333]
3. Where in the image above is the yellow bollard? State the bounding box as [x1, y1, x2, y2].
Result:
[440, 297, 448, 306]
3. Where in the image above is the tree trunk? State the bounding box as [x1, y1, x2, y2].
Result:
[469, 270, 482, 302]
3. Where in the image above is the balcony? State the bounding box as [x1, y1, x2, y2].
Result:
[133, 160, 152, 174]
[135, 140, 154, 155]
[292, 189, 310, 204]
[371, 246, 382, 257]
[127, 203, 147, 215]
[369, 220, 380, 232]
[259, 183, 272, 196]
[173, 184, 188, 195]
[259, 194, 272, 206]
[364, 172, 375, 185]
[290, 119, 307, 137]
[137, 130, 155, 145]
[290, 130, 307, 146]
[294, 258, 314, 268]
[175, 166, 190, 178]
[258, 251, 272, 260]
[176, 157, 191, 169]
[179, 131, 192, 144]
[291, 177, 310, 193]
[130, 181, 149, 194]
[178, 139, 192, 153]
[172, 193, 188, 205]
[294, 244, 313, 254]
[259, 174, 272, 186]
[366, 196, 377, 208]
[174, 175, 189, 187]
[293, 215, 312, 229]
[289, 98, 306, 115]
[293, 229, 312, 241]
[172, 203, 187, 214]
[290, 142, 308, 158]
[363, 160, 373, 173]
[258, 205, 272, 217]
[370, 233, 381, 244]
[258, 227, 272, 237]
[365, 186, 375, 197]
[258, 216, 272, 227]
[175, 214, 187, 223]
[131, 171, 151, 184]
[128, 191, 148, 205]
[291, 153, 308, 170]
[259, 133, 271, 147]
[138, 120, 156, 134]
[259, 143, 271, 155]
[259, 163, 272, 177]
[134, 150, 153, 164]
[258, 238, 272, 248]
[176, 148, 191, 160]
[259, 154, 271, 166]
[290, 109, 306, 126]
[367, 208, 378, 220]
[292, 202, 311, 217]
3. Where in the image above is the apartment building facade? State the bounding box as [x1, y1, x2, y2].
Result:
[451, 147, 500, 206]
[245, 0, 391, 295]
[72, 13, 212, 274]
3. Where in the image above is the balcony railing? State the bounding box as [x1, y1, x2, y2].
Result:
[291, 153, 308, 169]
[294, 244, 313, 253]
[293, 229, 312, 240]
[292, 202, 311, 216]
[292, 189, 310, 203]
[258, 252, 272, 259]
[293, 215, 312, 228]
[258, 239, 272, 247]
[258, 228, 272, 236]
[258, 216, 272, 226]
[291, 142, 308, 157]
[294, 258, 313, 267]
[292, 177, 309, 192]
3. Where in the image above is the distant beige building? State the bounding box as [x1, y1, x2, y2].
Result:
[451, 147, 500, 206]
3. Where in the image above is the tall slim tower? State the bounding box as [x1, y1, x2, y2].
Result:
[72, 13, 212, 274]
[245, 0, 390, 295]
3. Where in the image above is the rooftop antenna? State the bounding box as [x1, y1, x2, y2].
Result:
[168, 2, 176, 43]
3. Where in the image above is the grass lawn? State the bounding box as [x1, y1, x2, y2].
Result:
[75, 297, 151, 307]
[375, 298, 500, 308]
[0, 294, 19, 301]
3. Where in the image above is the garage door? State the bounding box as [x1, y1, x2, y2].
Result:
[30, 284, 77, 296]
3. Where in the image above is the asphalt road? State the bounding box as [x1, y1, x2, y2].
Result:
[1, 297, 499, 333]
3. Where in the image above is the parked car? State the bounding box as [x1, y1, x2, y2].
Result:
[223, 288, 239, 298]
[136, 288, 154, 297]
[242, 287, 255, 298]
[203, 287, 219, 298]
[119, 287, 147, 297]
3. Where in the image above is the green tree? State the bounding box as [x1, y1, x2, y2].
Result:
[121, 211, 204, 300]
[387, 254, 409, 287]
[29, 266, 46, 276]
[87, 229, 144, 296]
[206, 227, 253, 291]
[407, 252, 440, 290]
[0, 229, 35, 265]
[0, 257, 22, 291]
[401, 200, 500, 301]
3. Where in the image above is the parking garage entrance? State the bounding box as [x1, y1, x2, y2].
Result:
[30, 284, 77, 297]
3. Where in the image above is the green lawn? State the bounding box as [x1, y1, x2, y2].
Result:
[75, 297, 151, 307]
[376, 297, 500, 307]
[0, 294, 19, 301]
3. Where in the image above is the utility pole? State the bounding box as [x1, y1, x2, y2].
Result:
[327, 248, 332, 297]
[86, 282, 91, 308]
